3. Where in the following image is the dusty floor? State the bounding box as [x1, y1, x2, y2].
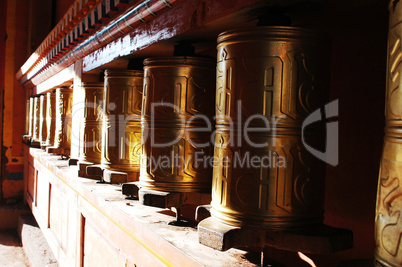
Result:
[0, 230, 30, 267]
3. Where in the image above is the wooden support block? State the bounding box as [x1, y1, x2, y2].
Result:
[198, 217, 353, 254]
[68, 158, 79, 166]
[77, 161, 95, 178]
[30, 139, 41, 148]
[139, 189, 181, 209]
[103, 169, 128, 184]
[86, 164, 103, 178]
[195, 205, 211, 222]
[122, 182, 139, 199]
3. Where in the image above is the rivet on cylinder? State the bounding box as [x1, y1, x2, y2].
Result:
[375, 1, 402, 265]
[100, 69, 144, 182]
[47, 87, 73, 156]
[139, 57, 216, 193]
[210, 26, 331, 230]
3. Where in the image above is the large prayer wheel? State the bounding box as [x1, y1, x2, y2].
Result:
[101, 69, 144, 176]
[79, 82, 103, 164]
[39, 95, 47, 145]
[45, 91, 56, 147]
[139, 57, 216, 192]
[375, 1, 402, 265]
[53, 87, 73, 154]
[210, 27, 331, 229]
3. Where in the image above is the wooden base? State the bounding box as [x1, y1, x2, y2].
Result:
[198, 217, 353, 253]
[85, 165, 139, 184]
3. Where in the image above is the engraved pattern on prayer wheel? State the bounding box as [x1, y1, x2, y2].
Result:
[375, 1, 402, 265]
[139, 57, 216, 192]
[210, 26, 331, 229]
[46, 91, 56, 147]
[101, 69, 144, 174]
[53, 87, 73, 152]
[79, 82, 104, 164]
[39, 95, 47, 144]
[32, 96, 41, 142]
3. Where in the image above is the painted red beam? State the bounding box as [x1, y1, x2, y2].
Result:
[27, 0, 184, 86]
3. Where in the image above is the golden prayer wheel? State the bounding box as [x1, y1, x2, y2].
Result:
[45, 91, 56, 147]
[28, 97, 34, 138]
[39, 94, 47, 145]
[53, 87, 73, 154]
[31, 96, 41, 142]
[139, 57, 216, 192]
[210, 27, 331, 229]
[101, 69, 144, 175]
[79, 82, 103, 164]
[25, 99, 30, 135]
[375, 2, 402, 265]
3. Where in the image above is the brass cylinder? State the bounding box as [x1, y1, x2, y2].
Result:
[45, 91, 56, 147]
[25, 99, 30, 135]
[39, 95, 47, 144]
[53, 87, 73, 153]
[79, 82, 104, 164]
[375, 2, 402, 265]
[210, 27, 331, 229]
[101, 69, 144, 174]
[139, 57, 216, 192]
[31, 96, 41, 142]
[28, 97, 34, 137]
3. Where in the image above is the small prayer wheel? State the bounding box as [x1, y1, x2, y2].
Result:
[31, 96, 41, 143]
[79, 82, 104, 164]
[139, 57, 216, 192]
[52, 87, 73, 155]
[25, 99, 30, 135]
[45, 91, 56, 147]
[210, 26, 331, 229]
[101, 69, 144, 177]
[28, 97, 34, 138]
[39, 95, 47, 145]
[375, 1, 402, 265]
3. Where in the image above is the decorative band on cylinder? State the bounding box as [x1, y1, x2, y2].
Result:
[101, 69, 144, 174]
[139, 57, 216, 192]
[46, 91, 56, 147]
[210, 26, 331, 229]
[53, 87, 73, 153]
[79, 82, 104, 164]
[39, 95, 47, 144]
[375, 1, 402, 265]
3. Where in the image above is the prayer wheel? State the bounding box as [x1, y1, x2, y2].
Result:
[53, 87, 73, 154]
[28, 97, 34, 138]
[39, 95, 47, 145]
[45, 91, 56, 147]
[139, 57, 216, 192]
[25, 99, 30, 136]
[31, 96, 41, 142]
[375, 1, 402, 265]
[79, 82, 103, 164]
[101, 69, 143, 176]
[210, 27, 331, 229]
